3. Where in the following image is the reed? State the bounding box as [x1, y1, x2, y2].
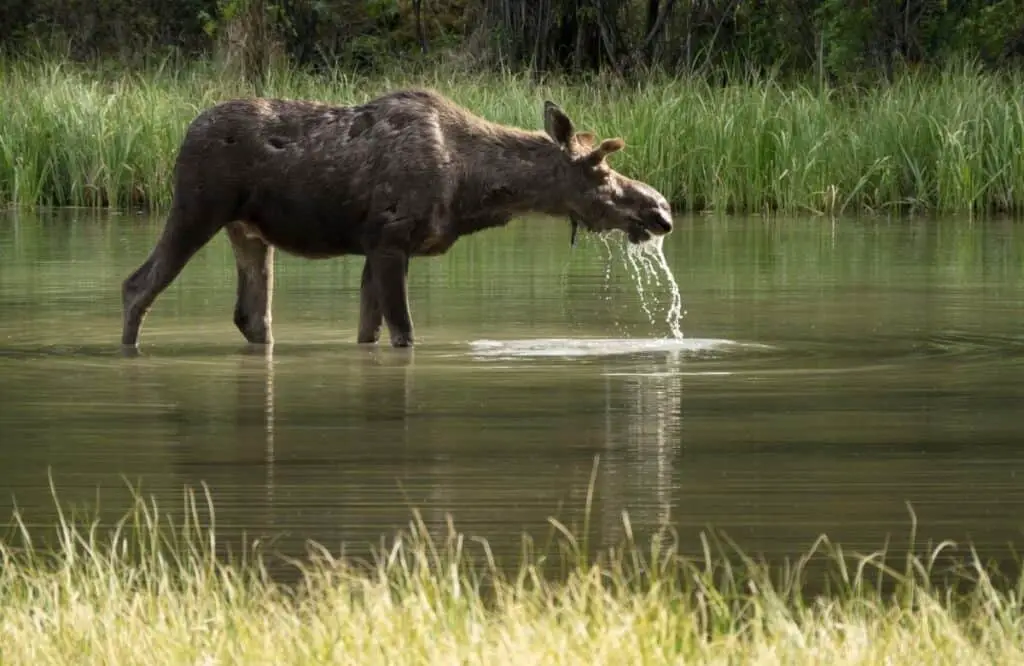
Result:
[1, 480, 1023, 665]
[1, 55, 1023, 216]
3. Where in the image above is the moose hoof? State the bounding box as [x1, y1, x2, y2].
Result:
[357, 330, 381, 344]
[234, 310, 273, 344]
[240, 326, 272, 345]
[390, 333, 414, 348]
[236, 319, 272, 345]
[119, 344, 142, 359]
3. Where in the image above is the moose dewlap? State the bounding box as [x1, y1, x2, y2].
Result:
[120, 88, 674, 348]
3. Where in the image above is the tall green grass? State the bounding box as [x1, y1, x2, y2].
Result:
[1, 55, 1023, 216]
[2, 481, 1024, 665]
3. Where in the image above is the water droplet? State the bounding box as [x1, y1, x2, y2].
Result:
[620, 234, 685, 340]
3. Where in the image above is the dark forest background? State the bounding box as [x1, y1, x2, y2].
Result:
[2, 1, 1023, 83]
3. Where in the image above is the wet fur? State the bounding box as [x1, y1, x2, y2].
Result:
[121, 89, 672, 348]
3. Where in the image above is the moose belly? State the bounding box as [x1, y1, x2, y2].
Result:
[236, 194, 366, 258]
[243, 221, 363, 258]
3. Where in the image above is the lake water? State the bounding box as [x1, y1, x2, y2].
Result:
[1, 209, 1023, 579]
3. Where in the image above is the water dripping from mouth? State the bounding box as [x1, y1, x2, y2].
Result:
[617, 234, 685, 340]
[640, 235, 685, 338]
[586, 230, 686, 340]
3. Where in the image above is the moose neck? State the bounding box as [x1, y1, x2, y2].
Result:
[458, 130, 575, 222]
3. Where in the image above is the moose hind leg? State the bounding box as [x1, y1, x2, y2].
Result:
[121, 207, 222, 346]
[226, 222, 274, 345]
[357, 258, 383, 344]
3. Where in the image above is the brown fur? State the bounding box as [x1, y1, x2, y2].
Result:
[121, 88, 673, 348]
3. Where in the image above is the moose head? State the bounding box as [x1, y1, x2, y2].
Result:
[542, 101, 674, 246]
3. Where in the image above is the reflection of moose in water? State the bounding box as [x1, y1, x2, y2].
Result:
[590, 351, 684, 549]
[165, 346, 421, 567]
[121, 89, 673, 349]
[151, 346, 686, 571]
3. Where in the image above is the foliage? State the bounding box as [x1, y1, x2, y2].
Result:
[2, 0, 1023, 81]
[1, 56, 1023, 216]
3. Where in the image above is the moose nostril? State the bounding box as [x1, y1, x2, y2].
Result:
[646, 210, 673, 233]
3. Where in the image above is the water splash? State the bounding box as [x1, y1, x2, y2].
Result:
[578, 229, 686, 339]
[621, 234, 686, 340]
[623, 240, 658, 329]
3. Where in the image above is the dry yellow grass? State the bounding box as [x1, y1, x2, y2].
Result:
[1, 485, 1022, 665]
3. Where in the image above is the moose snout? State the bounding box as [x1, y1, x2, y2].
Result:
[642, 208, 673, 235]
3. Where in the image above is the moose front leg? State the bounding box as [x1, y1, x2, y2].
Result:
[368, 248, 414, 347]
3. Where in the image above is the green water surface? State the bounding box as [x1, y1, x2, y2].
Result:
[1, 210, 1022, 572]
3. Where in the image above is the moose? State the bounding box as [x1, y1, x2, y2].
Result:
[121, 88, 674, 349]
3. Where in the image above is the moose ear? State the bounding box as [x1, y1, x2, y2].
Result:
[586, 137, 625, 165]
[543, 101, 576, 149]
[573, 131, 597, 150]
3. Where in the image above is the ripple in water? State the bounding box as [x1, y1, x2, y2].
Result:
[470, 231, 691, 360]
[469, 337, 738, 359]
